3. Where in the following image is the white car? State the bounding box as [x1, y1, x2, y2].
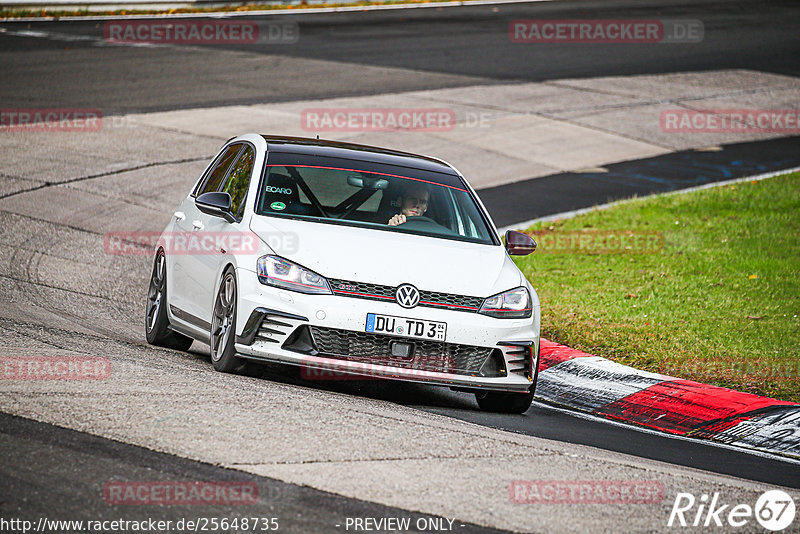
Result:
[146, 134, 540, 413]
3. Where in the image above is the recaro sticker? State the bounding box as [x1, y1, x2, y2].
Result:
[266, 186, 292, 194]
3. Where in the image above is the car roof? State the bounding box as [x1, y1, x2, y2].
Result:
[260, 135, 458, 176]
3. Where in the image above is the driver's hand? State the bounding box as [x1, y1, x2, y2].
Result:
[388, 214, 407, 226]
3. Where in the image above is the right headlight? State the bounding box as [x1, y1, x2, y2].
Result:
[256, 255, 331, 295]
[479, 287, 532, 319]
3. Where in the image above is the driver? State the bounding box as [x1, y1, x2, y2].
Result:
[388, 184, 430, 226]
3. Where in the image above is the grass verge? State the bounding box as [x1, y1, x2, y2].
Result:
[513, 172, 800, 402]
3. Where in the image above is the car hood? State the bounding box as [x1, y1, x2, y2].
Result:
[249, 216, 521, 297]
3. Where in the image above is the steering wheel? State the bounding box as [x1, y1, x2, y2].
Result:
[396, 215, 460, 237]
[397, 215, 438, 226]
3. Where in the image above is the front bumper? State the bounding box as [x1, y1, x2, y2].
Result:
[234, 269, 539, 393]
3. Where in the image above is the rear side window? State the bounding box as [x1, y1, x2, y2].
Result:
[220, 145, 255, 218]
[195, 144, 242, 196]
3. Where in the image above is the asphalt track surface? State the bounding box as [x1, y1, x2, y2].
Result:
[251, 369, 800, 489]
[0, 412, 505, 533]
[2, 0, 800, 530]
[482, 135, 800, 227]
[1, 0, 799, 113]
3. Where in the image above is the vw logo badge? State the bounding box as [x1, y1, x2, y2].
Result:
[395, 284, 420, 309]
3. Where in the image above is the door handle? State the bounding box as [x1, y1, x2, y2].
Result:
[192, 220, 204, 231]
[174, 211, 185, 221]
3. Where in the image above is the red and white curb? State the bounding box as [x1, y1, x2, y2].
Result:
[536, 339, 800, 460]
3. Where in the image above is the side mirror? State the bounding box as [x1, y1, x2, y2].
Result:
[196, 192, 236, 223]
[505, 230, 537, 256]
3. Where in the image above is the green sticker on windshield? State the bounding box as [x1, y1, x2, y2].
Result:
[270, 202, 286, 211]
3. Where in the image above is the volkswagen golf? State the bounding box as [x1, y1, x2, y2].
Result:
[145, 134, 540, 413]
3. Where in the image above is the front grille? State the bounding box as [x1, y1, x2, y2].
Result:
[328, 279, 484, 313]
[329, 279, 394, 300]
[306, 326, 501, 376]
[419, 289, 484, 311]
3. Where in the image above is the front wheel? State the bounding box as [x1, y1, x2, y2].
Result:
[476, 343, 539, 413]
[145, 250, 194, 351]
[475, 390, 534, 414]
[210, 267, 243, 373]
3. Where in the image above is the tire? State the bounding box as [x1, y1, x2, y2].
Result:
[145, 250, 194, 351]
[475, 344, 540, 414]
[210, 266, 243, 373]
[475, 390, 534, 414]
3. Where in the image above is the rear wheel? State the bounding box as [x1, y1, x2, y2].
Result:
[210, 267, 243, 373]
[145, 250, 194, 351]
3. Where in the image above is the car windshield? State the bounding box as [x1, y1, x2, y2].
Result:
[254, 154, 497, 245]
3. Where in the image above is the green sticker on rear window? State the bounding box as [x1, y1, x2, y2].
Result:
[271, 202, 286, 211]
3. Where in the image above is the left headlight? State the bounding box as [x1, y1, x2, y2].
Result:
[256, 255, 331, 295]
[479, 287, 532, 319]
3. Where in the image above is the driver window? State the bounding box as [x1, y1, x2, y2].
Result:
[220, 145, 255, 218]
[196, 144, 242, 196]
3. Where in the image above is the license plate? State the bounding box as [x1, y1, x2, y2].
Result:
[365, 313, 446, 341]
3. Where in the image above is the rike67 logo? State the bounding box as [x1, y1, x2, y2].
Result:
[668, 490, 796, 531]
